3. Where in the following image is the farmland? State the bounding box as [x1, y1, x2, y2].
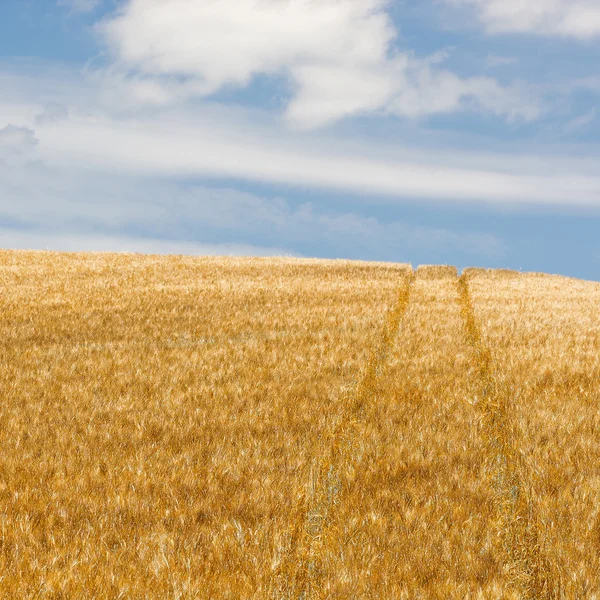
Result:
[0, 250, 599, 598]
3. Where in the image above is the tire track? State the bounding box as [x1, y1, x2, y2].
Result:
[270, 271, 414, 600]
[457, 273, 561, 599]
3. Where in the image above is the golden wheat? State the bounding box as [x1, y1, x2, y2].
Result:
[457, 273, 558, 599]
[464, 268, 600, 598]
[1, 249, 599, 598]
[272, 271, 413, 600]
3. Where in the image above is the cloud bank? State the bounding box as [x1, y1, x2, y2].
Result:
[1, 59, 598, 209]
[0, 161, 503, 259]
[32, 109, 600, 207]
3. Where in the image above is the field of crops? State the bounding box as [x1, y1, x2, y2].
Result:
[1, 249, 599, 599]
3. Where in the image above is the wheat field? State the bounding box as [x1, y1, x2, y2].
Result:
[0, 250, 599, 599]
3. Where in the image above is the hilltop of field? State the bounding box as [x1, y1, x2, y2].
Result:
[1, 249, 599, 599]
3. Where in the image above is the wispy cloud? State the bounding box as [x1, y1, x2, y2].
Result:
[567, 76, 600, 93]
[35, 103, 70, 127]
[564, 109, 596, 134]
[445, 0, 600, 39]
[0, 161, 504, 260]
[0, 228, 291, 257]
[29, 108, 600, 207]
[485, 55, 519, 68]
[0, 58, 597, 209]
[0, 124, 38, 165]
[57, 0, 101, 14]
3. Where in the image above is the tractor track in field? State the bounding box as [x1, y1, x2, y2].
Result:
[456, 273, 561, 599]
[269, 270, 414, 600]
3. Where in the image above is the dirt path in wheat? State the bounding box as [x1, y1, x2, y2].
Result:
[328, 267, 504, 598]
[273, 267, 502, 598]
[269, 271, 415, 599]
[457, 273, 561, 599]
[270, 267, 565, 599]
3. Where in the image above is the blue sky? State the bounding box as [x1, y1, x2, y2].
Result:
[1, 0, 600, 280]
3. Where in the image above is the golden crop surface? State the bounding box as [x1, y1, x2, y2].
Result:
[0, 250, 599, 599]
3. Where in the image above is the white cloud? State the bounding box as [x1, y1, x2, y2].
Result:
[0, 64, 597, 209]
[100, 0, 395, 93]
[29, 108, 600, 206]
[96, 0, 540, 128]
[445, 0, 600, 39]
[386, 61, 539, 122]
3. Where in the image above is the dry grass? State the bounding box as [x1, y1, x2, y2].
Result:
[1, 249, 598, 598]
